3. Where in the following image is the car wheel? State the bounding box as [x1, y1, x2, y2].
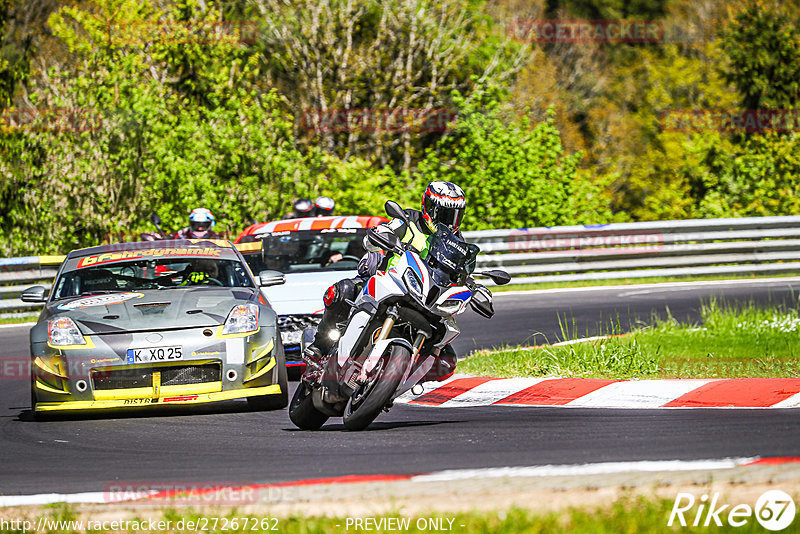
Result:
[247, 336, 289, 411]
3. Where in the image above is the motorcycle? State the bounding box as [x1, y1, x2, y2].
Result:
[138, 213, 170, 241]
[288, 201, 510, 431]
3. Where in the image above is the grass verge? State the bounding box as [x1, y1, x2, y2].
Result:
[490, 272, 800, 292]
[460, 300, 800, 379]
[0, 497, 783, 533]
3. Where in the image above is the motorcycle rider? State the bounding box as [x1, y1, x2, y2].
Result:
[174, 208, 221, 239]
[302, 181, 468, 383]
[314, 196, 336, 216]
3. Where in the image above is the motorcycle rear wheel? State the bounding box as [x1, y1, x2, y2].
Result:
[342, 344, 411, 431]
[288, 382, 329, 430]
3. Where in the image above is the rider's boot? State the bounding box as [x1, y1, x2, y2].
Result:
[421, 345, 457, 382]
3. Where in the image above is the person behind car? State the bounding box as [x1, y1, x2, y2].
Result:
[180, 258, 221, 286]
[302, 181, 467, 383]
[314, 196, 336, 217]
[288, 198, 314, 219]
[175, 208, 221, 239]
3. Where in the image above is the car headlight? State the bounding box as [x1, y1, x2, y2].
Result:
[48, 317, 86, 346]
[403, 269, 423, 296]
[222, 303, 259, 335]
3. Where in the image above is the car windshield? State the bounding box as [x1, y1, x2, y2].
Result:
[243, 229, 368, 274]
[52, 257, 255, 300]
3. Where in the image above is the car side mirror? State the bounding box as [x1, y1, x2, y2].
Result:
[258, 270, 286, 287]
[21, 286, 47, 303]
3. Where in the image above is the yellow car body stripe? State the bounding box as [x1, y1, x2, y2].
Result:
[93, 387, 153, 401]
[35, 384, 282, 412]
[160, 382, 221, 396]
[215, 325, 260, 339]
[244, 356, 276, 383]
[248, 339, 274, 364]
[39, 255, 66, 266]
[235, 242, 261, 253]
[33, 357, 67, 378]
[47, 335, 95, 350]
[34, 378, 69, 395]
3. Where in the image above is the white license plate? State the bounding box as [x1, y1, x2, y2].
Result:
[281, 329, 303, 346]
[126, 346, 183, 364]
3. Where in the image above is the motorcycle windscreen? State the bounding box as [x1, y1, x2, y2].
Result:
[428, 225, 480, 286]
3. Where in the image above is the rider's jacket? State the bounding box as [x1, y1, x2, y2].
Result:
[364, 208, 462, 268]
[174, 227, 221, 240]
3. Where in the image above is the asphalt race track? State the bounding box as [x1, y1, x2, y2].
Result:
[1, 279, 799, 496]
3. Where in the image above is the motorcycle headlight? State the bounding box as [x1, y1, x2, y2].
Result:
[48, 317, 86, 346]
[438, 299, 463, 314]
[403, 269, 423, 296]
[222, 303, 260, 336]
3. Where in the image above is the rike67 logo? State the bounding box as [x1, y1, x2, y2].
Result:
[669, 490, 796, 531]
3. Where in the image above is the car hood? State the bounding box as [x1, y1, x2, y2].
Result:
[46, 287, 259, 334]
[261, 270, 357, 316]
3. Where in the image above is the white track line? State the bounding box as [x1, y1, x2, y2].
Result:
[772, 392, 800, 408]
[0, 322, 35, 330]
[411, 458, 758, 483]
[492, 276, 800, 297]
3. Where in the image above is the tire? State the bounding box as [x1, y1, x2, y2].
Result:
[248, 336, 289, 411]
[342, 343, 411, 431]
[288, 381, 329, 430]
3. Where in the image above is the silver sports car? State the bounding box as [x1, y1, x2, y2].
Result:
[21, 239, 288, 417]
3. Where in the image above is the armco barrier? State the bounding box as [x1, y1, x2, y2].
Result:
[3, 215, 800, 317]
[463, 215, 800, 284]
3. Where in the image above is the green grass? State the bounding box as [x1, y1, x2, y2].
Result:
[490, 272, 800, 292]
[1, 497, 786, 533]
[460, 300, 800, 379]
[0, 316, 37, 325]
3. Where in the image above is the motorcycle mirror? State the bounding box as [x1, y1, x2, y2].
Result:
[384, 201, 408, 223]
[475, 269, 511, 285]
[150, 213, 161, 226]
[470, 290, 495, 318]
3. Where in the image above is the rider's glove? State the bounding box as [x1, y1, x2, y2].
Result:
[357, 251, 383, 279]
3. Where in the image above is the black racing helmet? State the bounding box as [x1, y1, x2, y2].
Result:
[314, 196, 335, 217]
[421, 181, 466, 232]
[292, 198, 314, 218]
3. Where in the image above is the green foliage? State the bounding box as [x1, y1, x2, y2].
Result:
[721, 1, 800, 111]
[415, 84, 614, 230]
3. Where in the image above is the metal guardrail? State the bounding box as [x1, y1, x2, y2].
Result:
[463, 215, 800, 285]
[3, 215, 800, 317]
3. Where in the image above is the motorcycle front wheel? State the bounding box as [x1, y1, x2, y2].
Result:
[342, 343, 411, 431]
[288, 382, 329, 430]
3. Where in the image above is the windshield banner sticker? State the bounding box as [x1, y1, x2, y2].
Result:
[58, 292, 144, 310]
[77, 248, 222, 268]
